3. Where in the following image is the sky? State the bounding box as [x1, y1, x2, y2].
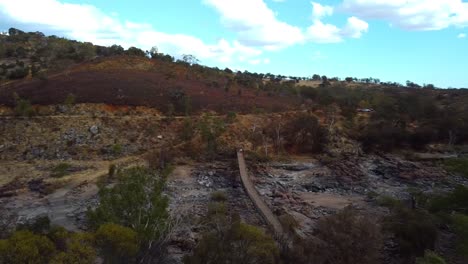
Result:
[0, 0, 467, 88]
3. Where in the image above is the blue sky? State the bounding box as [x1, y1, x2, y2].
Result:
[0, 0, 467, 88]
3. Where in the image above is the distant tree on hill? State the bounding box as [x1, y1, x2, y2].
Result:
[312, 74, 321, 81]
[407, 80, 421, 89]
[182, 54, 199, 65]
[320, 75, 331, 87]
[8, 28, 25, 36]
[109, 44, 125, 55]
[125, 47, 146, 57]
[345, 77, 353, 83]
[283, 113, 326, 153]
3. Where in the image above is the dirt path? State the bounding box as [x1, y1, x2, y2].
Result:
[237, 150, 283, 235]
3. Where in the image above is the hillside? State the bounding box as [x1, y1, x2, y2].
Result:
[1, 28, 468, 264]
[0, 56, 299, 114]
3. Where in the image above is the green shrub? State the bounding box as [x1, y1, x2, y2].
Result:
[415, 251, 447, 264]
[51, 163, 71, 178]
[198, 113, 225, 157]
[429, 185, 468, 215]
[282, 113, 327, 153]
[95, 223, 139, 264]
[207, 202, 227, 217]
[184, 221, 278, 264]
[384, 206, 437, 259]
[226, 111, 237, 123]
[50, 232, 96, 264]
[313, 207, 382, 264]
[443, 158, 468, 178]
[376, 195, 402, 208]
[47, 226, 69, 251]
[180, 118, 194, 141]
[108, 164, 117, 178]
[87, 167, 168, 245]
[245, 150, 271, 163]
[64, 93, 76, 106]
[282, 207, 382, 264]
[16, 216, 51, 234]
[0, 230, 56, 264]
[14, 98, 35, 117]
[111, 144, 123, 155]
[452, 213, 468, 257]
[210, 191, 227, 202]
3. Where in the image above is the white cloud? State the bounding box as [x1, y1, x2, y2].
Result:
[311, 2, 334, 19]
[342, 16, 369, 38]
[306, 3, 368, 43]
[458, 33, 467, 38]
[341, 0, 468, 31]
[0, 0, 264, 64]
[307, 20, 342, 43]
[205, 1, 368, 46]
[204, 0, 304, 50]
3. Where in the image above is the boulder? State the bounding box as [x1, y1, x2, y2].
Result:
[89, 125, 99, 135]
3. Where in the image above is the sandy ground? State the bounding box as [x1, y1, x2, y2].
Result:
[0, 156, 145, 230]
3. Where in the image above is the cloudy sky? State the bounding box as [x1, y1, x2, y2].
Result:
[0, 0, 467, 88]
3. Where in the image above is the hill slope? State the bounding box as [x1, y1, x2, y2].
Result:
[0, 56, 299, 114]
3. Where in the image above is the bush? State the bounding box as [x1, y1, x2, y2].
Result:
[207, 202, 227, 217]
[0, 230, 56, 264]
[186, 193, 278, 264]
[17, 216, 51, 234]
[14, 97, 35, 117]
[281, 207, 381, 264]
[376, 195, 402, 208]
[111, 144, 123, 155]
[180, 118, 194, 141]
[47, 226, 69, 251]
[452, 213, 468, 257]
[87, 167, 169, 247]
[64, 93, 76, 106]
[283, 113, 327, 153]
[384, 206, 438, 259]
[210, 191, 227, 202]
[443, 158, 468, 178]
[226, 111, 237, 123]
[51, 163, 72, 178]
[50, 232, 96, 264]
[312, 207, 382, 264]
[244, 150, 271, 163]
[359, 121, 408, 152]
[416, 251, 447, 264]
[144, 146, 174, 170]
[95, 223, 139, 264]
[429, 185, 468, 215]
[198, 113, 225, 157]
[184, 221, 278, 264]
[108, 164, 117, 178]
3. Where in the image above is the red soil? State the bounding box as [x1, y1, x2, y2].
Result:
[0, 56, 300, 114]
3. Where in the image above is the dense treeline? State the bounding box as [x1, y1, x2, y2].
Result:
[295, 84, 468, 151]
